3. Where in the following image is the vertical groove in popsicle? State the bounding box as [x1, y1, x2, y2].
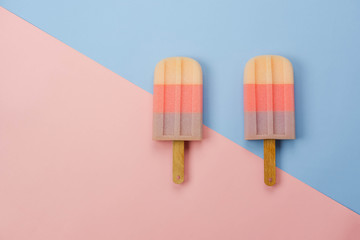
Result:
[266, 56, 274, 136]
[191, 62, 195, 136]
[161, 61, 165, 136]
[282, 59, 287, 136]
[254, 59, 258, 135]
[273, 57, 285, 135]
[174, 58, 182, 136]
[181, 58, 186, 136]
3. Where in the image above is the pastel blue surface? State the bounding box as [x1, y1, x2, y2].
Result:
[2, 0, 360, 213]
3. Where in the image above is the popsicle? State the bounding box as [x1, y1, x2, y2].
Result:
[244, 55, 295, 186]
[153, 57, 203, 184]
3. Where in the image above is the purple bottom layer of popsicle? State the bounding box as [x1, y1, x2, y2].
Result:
[153, 113, 202, 140]
[245, 111, 295, 140]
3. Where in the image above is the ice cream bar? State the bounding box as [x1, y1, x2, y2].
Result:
[153, 57, 203, 184]
[244, 55, 295, 185]
[244, 55, 295, 139]
[153, 57, 202, 140]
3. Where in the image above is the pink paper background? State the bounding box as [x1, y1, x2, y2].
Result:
[0, 7, 359, 240]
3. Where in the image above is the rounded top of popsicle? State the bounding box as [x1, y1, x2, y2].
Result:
[154, 57, 202, 85]
[244, 55, 294, 84]
[156, 56, 201, 65]
[246, 55, 291, 63]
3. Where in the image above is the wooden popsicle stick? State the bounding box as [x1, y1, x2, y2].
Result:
[264, 139, 276, 186]
[173, 141, 185, 184]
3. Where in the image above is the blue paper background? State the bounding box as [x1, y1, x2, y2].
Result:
[1, 0, 360, 213]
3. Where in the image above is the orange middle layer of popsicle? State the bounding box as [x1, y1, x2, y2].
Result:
[244, 84, 294, 112]
[153, 85, 202, 113]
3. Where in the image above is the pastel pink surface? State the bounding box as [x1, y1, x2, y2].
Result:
[0, 7, 359, 240]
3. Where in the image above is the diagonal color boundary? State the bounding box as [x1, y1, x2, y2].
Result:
[0, 8, 359, 239]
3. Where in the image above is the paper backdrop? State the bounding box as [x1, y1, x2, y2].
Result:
[0, 8, 359, 240]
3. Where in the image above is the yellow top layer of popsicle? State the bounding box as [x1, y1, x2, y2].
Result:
[244, 55, 293, 84]
[154, 57, 202, 85]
